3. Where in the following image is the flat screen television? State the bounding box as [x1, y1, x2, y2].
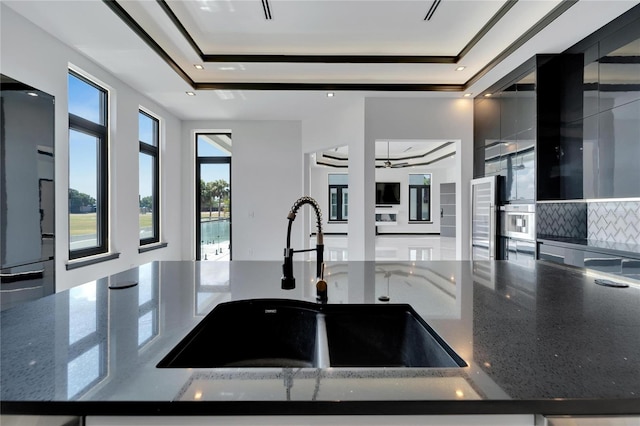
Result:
[376, 182, 401, 205]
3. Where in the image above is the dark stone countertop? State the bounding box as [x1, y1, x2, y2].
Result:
[1, 260, 639, 416]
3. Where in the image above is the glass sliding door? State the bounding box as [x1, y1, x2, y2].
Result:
[196, 134, 231, 261]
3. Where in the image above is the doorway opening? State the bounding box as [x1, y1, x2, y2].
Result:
[196, 133, 231, 261]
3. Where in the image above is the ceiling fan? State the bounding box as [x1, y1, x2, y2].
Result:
[381, 142, 408, 168]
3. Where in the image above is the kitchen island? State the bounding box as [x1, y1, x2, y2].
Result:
[1, 260, 639, 422]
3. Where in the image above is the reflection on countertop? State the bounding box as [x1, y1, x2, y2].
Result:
[1, 260, 639, 416]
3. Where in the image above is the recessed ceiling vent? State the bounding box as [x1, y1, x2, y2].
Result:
[424, 0, 442, 21]
[261, 0, 273, 20]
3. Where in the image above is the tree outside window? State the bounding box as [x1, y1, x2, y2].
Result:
[409, 174, 431, 222]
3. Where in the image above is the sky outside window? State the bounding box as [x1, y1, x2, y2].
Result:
[68, 73, 104, 125]
[197, 135, 230, 183]
[69, 130, 99, 200]
[139, 113, 155, 199]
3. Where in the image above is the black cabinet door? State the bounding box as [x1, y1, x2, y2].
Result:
[597, 99, 640, 198]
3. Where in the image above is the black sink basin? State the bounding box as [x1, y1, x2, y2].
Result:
[157, 299, 319, 368]
[324, 305, 465, 367]
[157, 299, 466, 369]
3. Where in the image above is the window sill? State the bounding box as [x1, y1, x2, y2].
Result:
[409, 221, 434, 224]
[66, 252, 120, 270]
[328, 220, 348, 224]
[138, 242, 168, 254]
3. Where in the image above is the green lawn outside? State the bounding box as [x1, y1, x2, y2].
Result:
[200, 211, 229, 221]
[70, 213, 154, 236]
[69, 213, 97, 236]
[70, 212, 228, 236]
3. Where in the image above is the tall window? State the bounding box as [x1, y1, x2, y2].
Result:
[328, 174, 348, 222]
[409, 174, 431, 222]
[139, 110, 160, 245]
[196, 133, 231, 261]
[68, 71, 108, 259]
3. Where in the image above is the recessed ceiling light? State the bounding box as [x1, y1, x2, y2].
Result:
[218, 66, 236, 71]
[463, 93, 472, 97]
[194, 64, 204, 70]
[455, 66, 466, 71]
[186, 91, 196, 96]
[27, 92, 38, 97]
[484, 93, 492, 97]
[326, 92, 335, 97]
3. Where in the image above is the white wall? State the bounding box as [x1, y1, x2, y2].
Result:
[1, 5, 183, 291]
[303, 97, 472, 260]
[374, 167, 447, 234]
[181, 121, 303, 261]
[364, 97, 474, 260]
[308, 167, 349, 235]
[302, 99, 365, 153]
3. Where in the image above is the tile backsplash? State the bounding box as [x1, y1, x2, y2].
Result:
[588, 201, 640, 244]
[536, 202, 587, 239]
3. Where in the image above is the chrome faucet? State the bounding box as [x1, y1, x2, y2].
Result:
[281, 196, 327, 303]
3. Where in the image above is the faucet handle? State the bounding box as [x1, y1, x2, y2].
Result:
[316, 278, 328, 303]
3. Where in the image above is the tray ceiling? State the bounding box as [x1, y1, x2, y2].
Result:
[3, 0, 638, 121]
[111, 0, 570, 89]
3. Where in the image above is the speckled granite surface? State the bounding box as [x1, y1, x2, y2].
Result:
[1, 261, 639, 416]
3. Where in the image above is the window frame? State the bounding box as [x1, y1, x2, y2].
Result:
[328, 184, 348, 222]
[408, 174, 432, 223]
[68, 70, 109, 260]
[138, 109, 160, 246]
[195, 132, 232, 261]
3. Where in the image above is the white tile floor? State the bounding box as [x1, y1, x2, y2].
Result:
[312, 235, 458, 261]
[202, 235, 457, 262]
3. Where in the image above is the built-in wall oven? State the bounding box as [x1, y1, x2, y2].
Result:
[498, 204, 536, 266]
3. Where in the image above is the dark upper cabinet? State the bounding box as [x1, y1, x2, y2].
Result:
[474, 70, 537, 203]
[473, 147, 485, 179]
[598, 27, 640, 113]
[473, 96, 501, 178]
[501, 140, 517, 202]
[515, 142, 535, 202]
[582, 28, 640, 199]
[516, 74, 536, 139]
[597, 99, 640, 198]
[583, 43, 600, 119]
[483, 142, 502, 177]
[515, 72, 536, 202]
[500, 86, 518, 140]
[474, 7, 640, 202]
[536, 54, 585, 200]
[473, 97, 501, 148]
[582, 114, 599, 199]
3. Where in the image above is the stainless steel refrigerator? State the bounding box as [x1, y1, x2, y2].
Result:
[1, 75, 55, 311]
[470, 176, 497, 261]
